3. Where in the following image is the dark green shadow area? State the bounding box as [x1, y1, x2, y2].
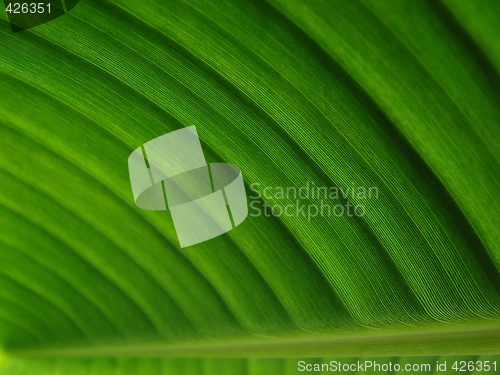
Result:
[64, 0, 78, 11]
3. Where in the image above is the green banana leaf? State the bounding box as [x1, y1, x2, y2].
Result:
[1, 0, 500, 372]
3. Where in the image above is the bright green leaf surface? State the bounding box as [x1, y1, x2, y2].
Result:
[0, 0, 499, 372]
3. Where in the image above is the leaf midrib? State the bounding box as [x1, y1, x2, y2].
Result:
[7, 321, 500, 357]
